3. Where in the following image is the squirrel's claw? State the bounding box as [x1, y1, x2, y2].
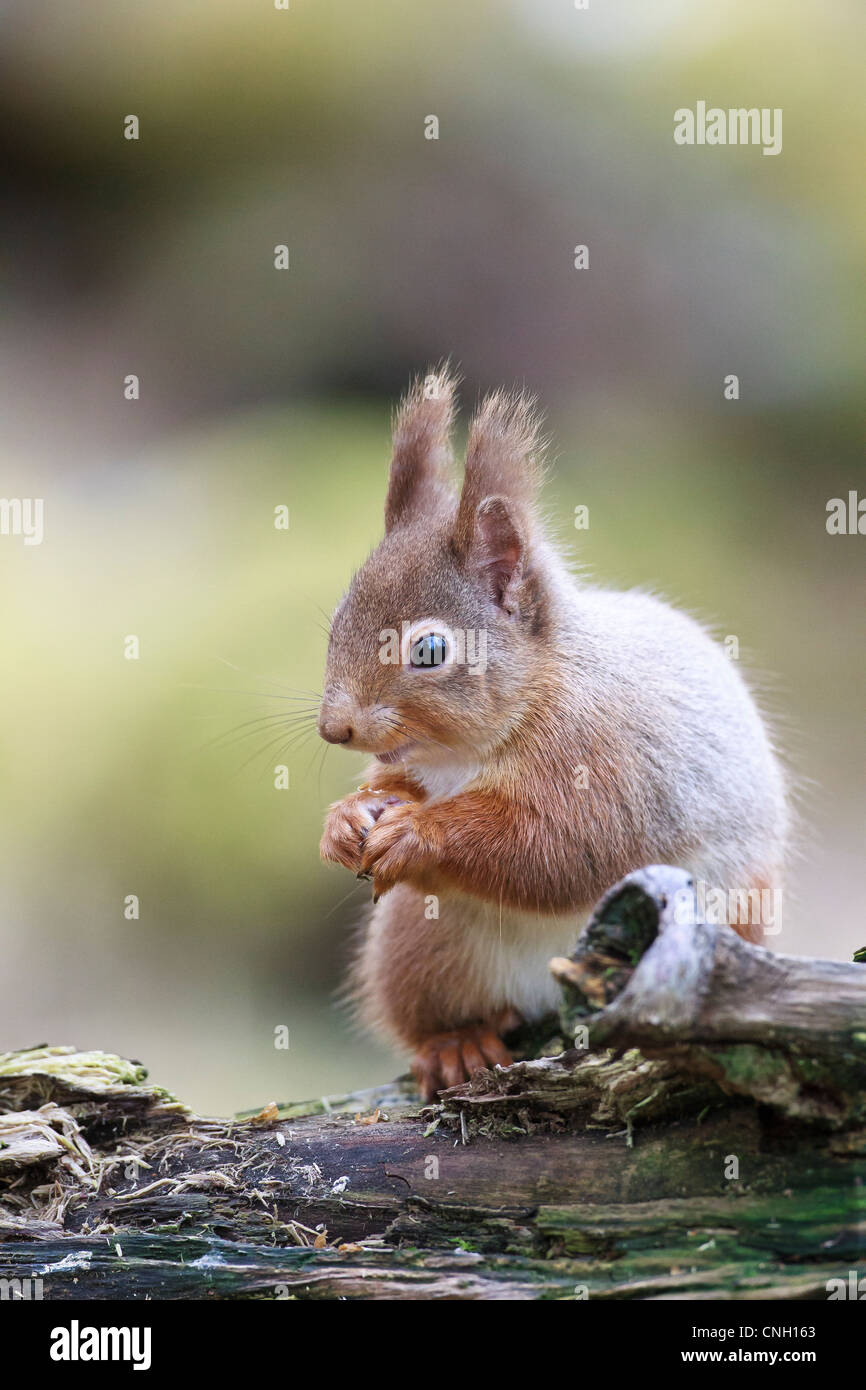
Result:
[411, 1022, 516, 1102]
[359, 802, 429, 894]
[320, 789, 407, 876]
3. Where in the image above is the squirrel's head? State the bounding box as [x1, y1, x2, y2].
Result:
[319, 367, 550, 768]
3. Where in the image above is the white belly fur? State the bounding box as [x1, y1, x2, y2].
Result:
[432, 890, 589, 1022]
[394, 757, 586, 1022]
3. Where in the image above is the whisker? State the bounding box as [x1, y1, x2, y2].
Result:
[315, 739, 331, 804]
[304, 734, 331, 781]
[233, 724, 319, 776]
[180, 684, 319, 703]
[200, 712, 319, 756]
[385, 715, 451, 755]
[323, 878, 369, 920]
[212, 656, 322, 700]
[186, 652, 327, 780]
[295, 595, 334, 644]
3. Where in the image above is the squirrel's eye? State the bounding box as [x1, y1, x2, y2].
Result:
[409, 632, 449, 668]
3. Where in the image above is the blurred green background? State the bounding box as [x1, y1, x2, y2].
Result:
[0, 0, 863, 1113]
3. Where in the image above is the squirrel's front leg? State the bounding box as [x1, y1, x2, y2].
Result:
[357, 800, 443, 894]
[359, 789, 574, 910]
[320, 771, 424, 875]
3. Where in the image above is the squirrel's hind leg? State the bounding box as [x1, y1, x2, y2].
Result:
[411, 1009, 522, 1102]
[728, 869, 784, 944]
[350, 885, 553, 1100]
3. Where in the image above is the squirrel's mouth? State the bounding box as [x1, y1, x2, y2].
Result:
[376, 742, 414, 765]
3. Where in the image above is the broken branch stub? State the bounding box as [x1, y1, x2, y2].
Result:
[550, 866, 866, 1127]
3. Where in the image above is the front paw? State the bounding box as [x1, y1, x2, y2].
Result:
[320, 791, 405, 873]
[359, 803, 438, 896]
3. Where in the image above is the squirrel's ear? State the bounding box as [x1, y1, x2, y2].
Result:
[384, 366, 458, 532]
[462, 494, 525, 613]
[454, 388, 543, 611]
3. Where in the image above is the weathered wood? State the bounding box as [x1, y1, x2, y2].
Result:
[550, 865, 866, 1127]
[1, 869, 864, 1301]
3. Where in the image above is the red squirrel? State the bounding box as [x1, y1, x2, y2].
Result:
[318, 368, 788, 1100]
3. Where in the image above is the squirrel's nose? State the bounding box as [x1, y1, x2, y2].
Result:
[319, 718, 353, 745]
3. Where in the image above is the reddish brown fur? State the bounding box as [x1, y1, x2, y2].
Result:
[356, 680, 661, 910]
[728, 873, 779, 945]
[319, 367, 787, 1100]
[384, 369, 457, 533]
[411, 1013, 519, 1099]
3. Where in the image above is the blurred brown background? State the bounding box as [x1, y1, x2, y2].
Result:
[0, 0, 863, 1113]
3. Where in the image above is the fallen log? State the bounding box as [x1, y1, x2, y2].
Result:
[1, 868, 864, 1300]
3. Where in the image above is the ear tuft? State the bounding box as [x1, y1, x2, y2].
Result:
[454, 386, 545, 571]
[385, 364, 460, 531]
[450, 386, 544, 603]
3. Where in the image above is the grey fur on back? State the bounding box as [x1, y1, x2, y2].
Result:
[545, 546, 788, 888]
